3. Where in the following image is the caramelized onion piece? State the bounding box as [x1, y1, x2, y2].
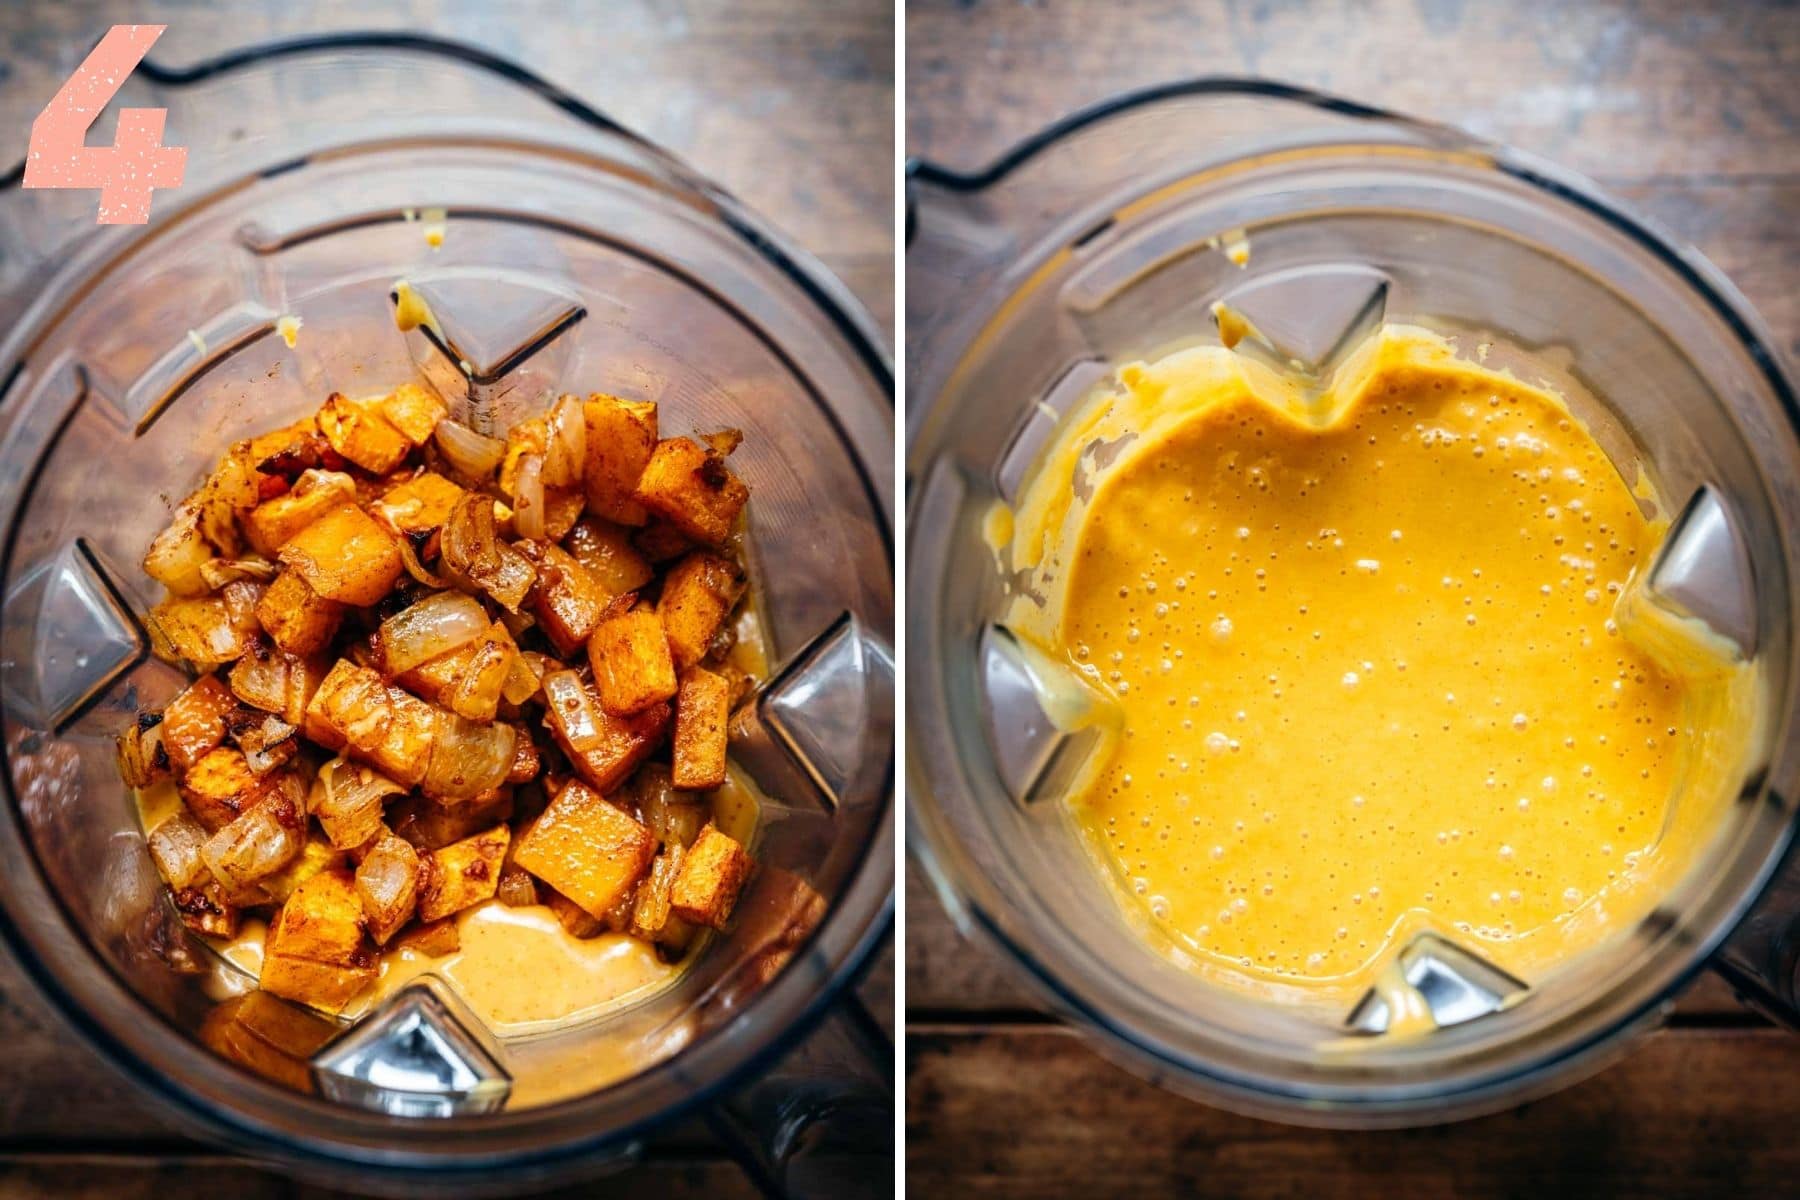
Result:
[310, 758, 405, 849]
[441, 493, 536, 611]
[423, 714, 515, 803]
[148, 812, 211, 889]
[434, 420, 505, 480]
[543, 395, 587, 490]
[541, 670, 604, 751]
[513, 452, 547, 541]
[379, 591, 489, 676]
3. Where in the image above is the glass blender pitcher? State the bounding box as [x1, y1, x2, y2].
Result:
[906, 80, 1800, 1126]
[0, 34, 893, 1191]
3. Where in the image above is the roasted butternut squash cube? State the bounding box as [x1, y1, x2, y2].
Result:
[179, 746, 278, 832]
[544, 685, 669, 795]
[390, 792, 514, 853]
[318, 392, 413, 474]
[629, 843, 685, 940]
[161, 675, 238, 771]
[200, 990, 335, 1092]
[589, 607, 678, 716]
[378, 382, 448, 445]
[670, 824, 751, 930]
[149, 594, 255, 667]
[244, 469, 357, 557]
[303, 659, 438, 787]
[392, 918, 460, 957]
[582, 394, 657, 525]
[565, 517, 654, 594]
[255, 569, 344, 656]
[513, 780, 654, 919]
[261, 869, 377, 1013]
[672, 668, 730, 791]
[355, 835, 420, 945]
[633, 437, 748, 546]
[521, 541, 612, 657]
[634, 520, 694, 564]
[278, 502, 404, 606]
[544, 489, 585, 541]
[173, 881, 241, 939]
[375, 471, 464, 534]
[659, 552, 746, 670]
[507, 728, 541, 783]
[417, 825, 509, 922]
[544, 887, 603, 938]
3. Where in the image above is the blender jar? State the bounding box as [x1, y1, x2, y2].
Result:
[0, 34, 892, 1191]
[907, 80, 1800, 1125]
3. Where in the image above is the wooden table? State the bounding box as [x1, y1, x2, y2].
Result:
[905, 1, 1799, 1194]
[0, 2, 893, 1196]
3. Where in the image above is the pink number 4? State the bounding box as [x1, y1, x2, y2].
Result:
[24, 25, 187, 225]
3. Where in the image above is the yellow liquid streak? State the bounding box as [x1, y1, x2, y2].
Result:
[1007, 325, 1755, 1005]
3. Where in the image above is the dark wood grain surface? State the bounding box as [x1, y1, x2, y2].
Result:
[0, 2, 893, 1196]
[906, 0, 1799, 1194]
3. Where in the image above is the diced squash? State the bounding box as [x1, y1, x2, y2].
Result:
[513, 780, 654, 919]
[658, 552, 746, 670]
[565, 517, 654, 594]
[244, 469, 357, 556]
[149, 593, 256, 667]
[375, 471, 464, 534]
[629, 843, 684, 940]
[417, 825, 509, 922]
[390, 792, 515, 853]
[173, 881, 241, 939]
[543, 489, 584, 541]
[278, 503, 404, 606]
[672, 668, 730, 791]
[303, 659, 438, 786]
[255, 569, 344, 656]
[160, 675, 238, 771]
[200, 991, 334, 1092]
[634, 520, 694, 564]
[355, 835, 420, 945]
[250, 832, 344, 906]
[541, 669, 670, 793]
[507, 729, 540, 783]
[179, 746, 287, 832]
[392, 918, 460, 957]
[378, 382, 448, 445]
[261, 869, 377, 1013]
[318, 393, 414, 474]
[582, 394, 658, 524]
[633, 437, 748, 546]
[670, 824, 752, 930]
[589, 607, 678, 716]
[520, 541, 612, 657]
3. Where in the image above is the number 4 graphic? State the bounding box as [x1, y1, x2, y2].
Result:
[24, 24, 187, 225]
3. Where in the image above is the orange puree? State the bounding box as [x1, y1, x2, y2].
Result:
[1007, 325, 1754, 1002]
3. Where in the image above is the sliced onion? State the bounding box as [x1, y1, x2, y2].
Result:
[355, 835, 419, 944]
[542, 669, 604, 751]
[148, 812, 210, 889]
[202, 794, 304, 893]
[117, 717, 170, 788]
[143, 497, 218, 596]
[441, 493, 536, 612]
[543, 395, 587, 490]
[512, 452, 547, 540]
[635, 763, 705, 847]
[310, 757, 405, 849]
[435, 420, 505, 480]
[229, 640, 295, 716]
[444, 632, 514, 723]
[395, 531, 451, 588]
[378, 591, 489, 675]
[199, 555, 279, 590]
[423, 714, 516, 803]
[502, 652, 543, 705]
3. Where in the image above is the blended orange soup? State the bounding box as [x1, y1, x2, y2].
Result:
[1004, 325, 1755, 1003]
